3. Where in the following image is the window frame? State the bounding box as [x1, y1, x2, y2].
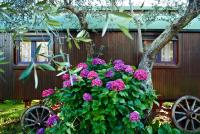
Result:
[14, 34, 54, 67]
[142, 33, 180, 68]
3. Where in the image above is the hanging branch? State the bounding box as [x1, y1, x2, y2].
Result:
[129, 0, 144, 54]
[62, 2, 95, 57]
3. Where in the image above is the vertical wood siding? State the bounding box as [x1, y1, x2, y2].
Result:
[1, 32, 200, 100]
[0, 33, 13, 100]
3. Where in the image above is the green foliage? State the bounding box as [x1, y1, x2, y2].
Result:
[43, 58, 157, 133]
[39, 64, 56, 71]
[111, 11, 132, 19]
[117, 24, 133, 40]
[143, 123, 181, 134]
[19, 62, 34, 80]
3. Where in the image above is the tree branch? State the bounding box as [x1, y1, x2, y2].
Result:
[63, 4, 88, 30]
[147, 0, 200, 57]
[62, 2, 94, 57]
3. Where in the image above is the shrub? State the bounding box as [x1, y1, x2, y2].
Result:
[41, 58, 157, 134]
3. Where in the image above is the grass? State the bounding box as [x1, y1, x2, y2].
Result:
[0, 100, 39, 134]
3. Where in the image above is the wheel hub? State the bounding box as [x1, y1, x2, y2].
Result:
[187, 111, 197, 119]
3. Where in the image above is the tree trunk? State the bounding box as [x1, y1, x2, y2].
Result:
[138, 0, 200, 90]
[138, 53, 155, 90]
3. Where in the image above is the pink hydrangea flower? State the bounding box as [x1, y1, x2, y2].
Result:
[63, 80, 71, 88]
[47, 115, 59, 126]
[83, 93, 92, 101]
[42, 88, 54, 97]
[134, 69, 148, 81]
[124, 65, 134, 74]
[92, 58, 106, 65]
[77, 62, 88, 69]
[62, 74, 70, 80]
[106, 79, 125, 91]
[129, 111, 140, 122]
[92, 78, 102, 87]
[87, 71, 98, 79]
[80, 69, 89, 78]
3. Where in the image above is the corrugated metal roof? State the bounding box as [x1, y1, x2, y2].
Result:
[0, 10, 199, 31]
[46, 14, 200, 30]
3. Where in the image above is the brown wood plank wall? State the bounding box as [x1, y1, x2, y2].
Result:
[0, 33, 13, 100]
[1, 31, 200, 100]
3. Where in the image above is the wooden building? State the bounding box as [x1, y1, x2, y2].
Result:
[0, 14, 200, 101]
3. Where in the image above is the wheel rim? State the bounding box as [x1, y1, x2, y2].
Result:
[172, 96, 200, 133]
[21, 105, 54, 133]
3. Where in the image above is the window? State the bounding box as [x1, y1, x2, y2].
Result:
[143, 35, 178, 67]
[15, 35, 53, 65]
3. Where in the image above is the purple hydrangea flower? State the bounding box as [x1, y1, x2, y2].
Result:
[106, 81, 112, 89]
[36, 128, 45, 134]
[47, 115, 59, 126]
[92, 58, 106, 65]
[92, 78, 102, 87]
[129, 111, 140, 122]
[77, 62, 88, 69]
[113, 59, 124, 65]
[106, 79, 125, 91]
[114, 63, 125, 71]
[63, 80, 71, 88]
[71, 74, 78, 82]
[134, 69, 148, 81]
[87, 71, 98, 80]
[105, 70, 114, 78]
[124, 65, 134, 74]
[80, 69, 89, 78]
[83, 93, 92, 101]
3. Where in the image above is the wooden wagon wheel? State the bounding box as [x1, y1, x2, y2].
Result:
[21, 105, 54, 133]
[172, 95, 200, 133]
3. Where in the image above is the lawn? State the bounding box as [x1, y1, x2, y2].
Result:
[0, 101, 194, 134]
[0, 100, 39, 134]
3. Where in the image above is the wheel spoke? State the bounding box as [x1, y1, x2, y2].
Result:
[30, 112, 38, 121]
[194, 107, 200, 113]
[191, 100, 196, 111]
[191, 119, 195, 130]
[42, 113, 50, 121]
[175, 111, 186, 115]
[184, 119, 190, 130]
[40, 108, 45, 120]
[36, 108, 39, 121]
[194, 118, 200, 124]
[178, 103, 187, 112]
[185, 99, 190, 110]
[177, 116, 187, 123]
[24, 123, 35, 128]
[25, 118, 36, 123]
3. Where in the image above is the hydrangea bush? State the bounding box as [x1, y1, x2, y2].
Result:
[41, 58, 157, 134]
